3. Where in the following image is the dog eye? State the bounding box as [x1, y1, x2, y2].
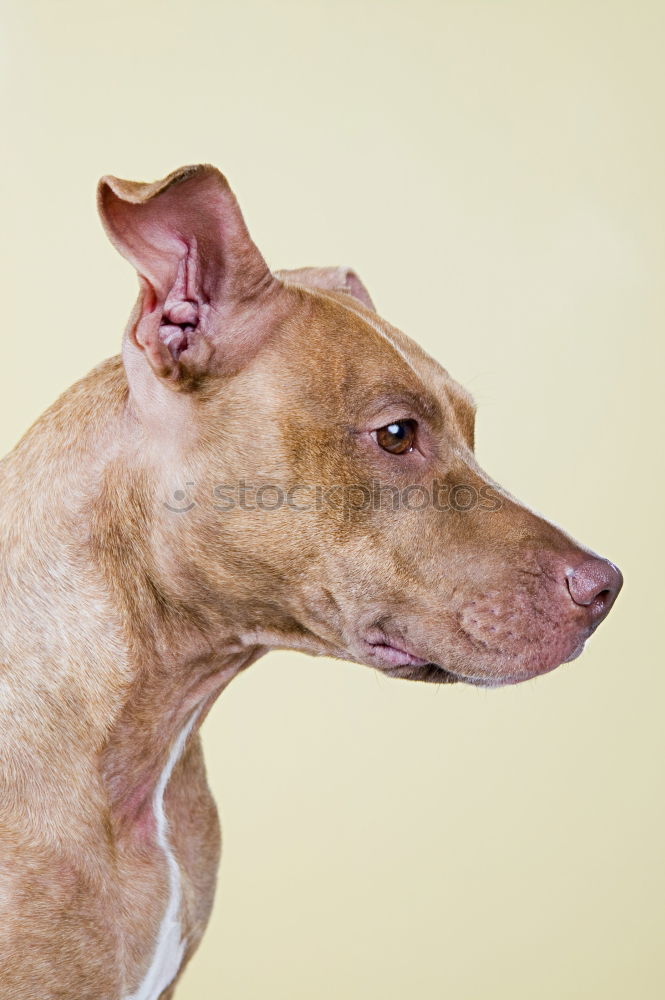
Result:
[374, 420, 417, 455]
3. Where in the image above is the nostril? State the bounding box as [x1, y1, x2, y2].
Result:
[566, 558, 623, 619]
[590, 588, 612, 618]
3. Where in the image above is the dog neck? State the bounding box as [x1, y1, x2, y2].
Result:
[0, 358, 254, 845]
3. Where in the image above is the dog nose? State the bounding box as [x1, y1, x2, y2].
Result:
[566, 558, 623, 623]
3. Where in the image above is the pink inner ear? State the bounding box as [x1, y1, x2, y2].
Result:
[159, 240, 202, 361]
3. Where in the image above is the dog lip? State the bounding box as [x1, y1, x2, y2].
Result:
[562, 638, 587, 663]
[384, 662, 459, 684]
[364, 638, 430, 669]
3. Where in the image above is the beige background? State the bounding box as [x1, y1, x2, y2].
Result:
[2, 1, 663, 997]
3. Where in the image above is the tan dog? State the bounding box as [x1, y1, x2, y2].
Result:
[0, 165, 622, 998]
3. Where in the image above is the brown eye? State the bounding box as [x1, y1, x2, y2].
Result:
[375, 419, 417, 455]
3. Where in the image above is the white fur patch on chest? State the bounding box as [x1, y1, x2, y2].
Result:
[124, 710, 200, 1000]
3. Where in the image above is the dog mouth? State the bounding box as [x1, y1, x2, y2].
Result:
[362, 627, 591, 688]
[383, 661, 459, 684]
[364, 638, 430, 669]
[363, 637, 459, 683]
[562, 637, 588, 663]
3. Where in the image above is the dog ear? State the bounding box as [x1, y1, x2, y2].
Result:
[275, 266, 375, 311]
[97, 164, 276, 386]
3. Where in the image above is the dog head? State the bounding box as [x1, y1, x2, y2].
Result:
[98, 164, 622, 687]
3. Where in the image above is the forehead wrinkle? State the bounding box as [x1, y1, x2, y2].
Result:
[291, 282, 427, 382]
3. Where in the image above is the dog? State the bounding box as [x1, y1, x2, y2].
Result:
[0, 164, 622, 998]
